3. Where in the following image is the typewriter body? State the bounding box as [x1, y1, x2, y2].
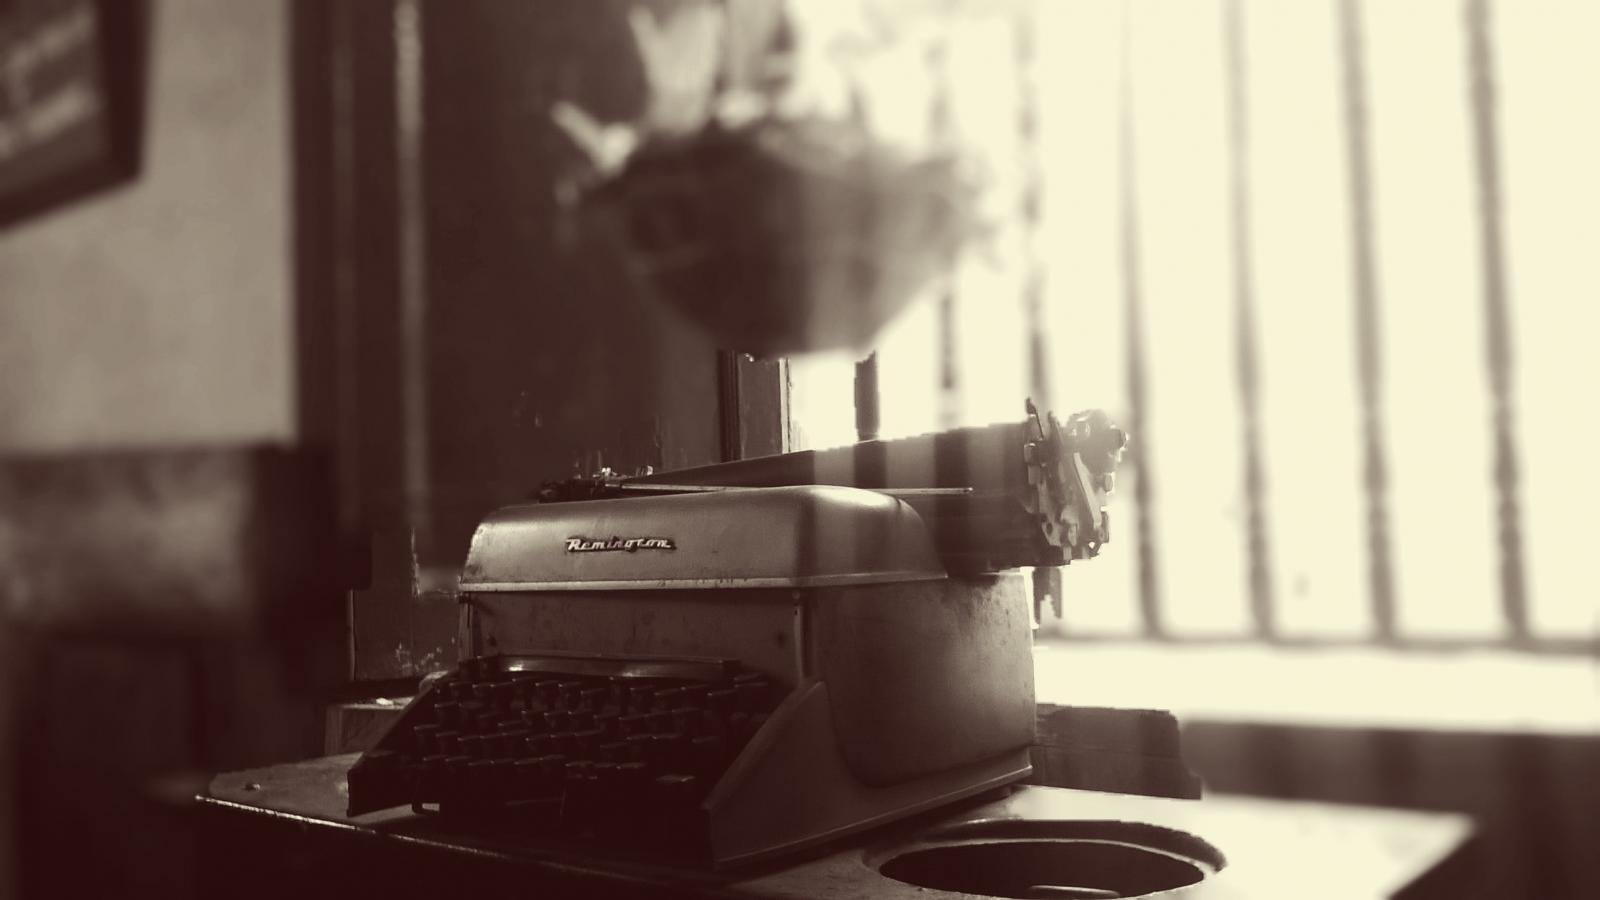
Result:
[348, 404, 1124, 868]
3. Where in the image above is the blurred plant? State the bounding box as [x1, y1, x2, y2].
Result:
[549, 0, 1028, 355]
[553, 0, 1024, 189]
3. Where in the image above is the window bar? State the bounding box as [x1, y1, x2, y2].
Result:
[1463, 0, 1529, 643]
[394, 0, 431, 541]
[1118, 7, 1165, 638]
[927, 41, 962, 431]
[1335, 0, 1398, 643]
[854, 352, 881, 443]
[1014, 8, 1062, 622]
[717, 351, 745, 461]
[1016, 12, 1049, 415]
[329, 1, 362, 539]
[1223, 0, 1277, 639]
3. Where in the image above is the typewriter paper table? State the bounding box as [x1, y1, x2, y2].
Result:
[197, 753, 1476, 899]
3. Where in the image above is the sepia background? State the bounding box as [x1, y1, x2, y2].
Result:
[0, 0, 1596, 896]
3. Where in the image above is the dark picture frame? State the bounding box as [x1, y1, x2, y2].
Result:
[0, 0, 148, 231]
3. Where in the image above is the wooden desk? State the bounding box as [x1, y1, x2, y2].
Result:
[197, 753, 1478, 899]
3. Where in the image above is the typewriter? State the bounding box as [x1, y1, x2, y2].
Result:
[347, 402, 1125, 867]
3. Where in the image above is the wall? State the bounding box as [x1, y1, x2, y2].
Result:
[0, 0, 293, 453]
[0, 3, 304, 898]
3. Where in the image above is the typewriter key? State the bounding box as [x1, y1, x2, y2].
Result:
[588, 761, 621, 819]
[690, 735, 726, 776]
[705, 688, 738, 715]
[630, 685, 656, 712]
[727, 712, 749, 746]
[671, 707, 702, 736]
[606, 677, 629, 709]
[490, 758, 514, 794]
[499, 729, 530, 757]
[418, 754, 448, 798]
[617, 761, 650, 792]
[443, 755, 473, 794]
[655, 732, 688, 769]
[534, 679, 562, 709]
[466, 759, 496, 800]
[547, 731, 576, 755]
[512, 757, 543, 797]
[491, 681, 518, 710]
[434, 730, 462, 756]
[573, 728, 604, 755]
[653, 774, 699, 808]
[558, 681, 584, 709]
[412, 723, 441, 754]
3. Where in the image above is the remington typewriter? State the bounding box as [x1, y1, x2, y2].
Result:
[347, 402, 1125, 868]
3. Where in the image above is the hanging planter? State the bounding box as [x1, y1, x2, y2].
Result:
[553, 0, 999, 356]
[588, 116, 972, 356]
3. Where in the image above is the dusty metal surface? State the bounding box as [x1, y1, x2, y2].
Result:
[461, 486, 944, 592]
[468, 588, 801, 680]
[811, 576, 1034, 786]
[201, 753, 1476, 899]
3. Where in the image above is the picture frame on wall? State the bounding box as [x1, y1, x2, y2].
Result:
[0, 0, 148, 231]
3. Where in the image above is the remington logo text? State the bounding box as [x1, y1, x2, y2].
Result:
[564, 536, 676, 553]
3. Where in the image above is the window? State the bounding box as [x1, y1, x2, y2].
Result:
[786, 0, 1600, 658]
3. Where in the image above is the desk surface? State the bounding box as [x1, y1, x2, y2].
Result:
[199, 754, 1476, 899]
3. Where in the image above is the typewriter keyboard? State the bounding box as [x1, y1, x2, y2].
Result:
[348, 654, 783, 850]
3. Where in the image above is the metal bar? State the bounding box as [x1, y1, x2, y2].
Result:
[927, 41, 963, 431]
[1223, 0, 1277, 639]
[1016, 7, 1064, 622]
[1335, 0, 1398, 642]
[616, 483, 974, 497]
[854, 352, 881, 442]
[1463, 0, 1530, 641]
[1051, 630, 1600, 656]
[393, 0, 430, 540]
[1118, 5, 1165, 639]
[628, 418, 1033, 492]
[1017, 8, 1050, 415]
[717, 350, 743, 462]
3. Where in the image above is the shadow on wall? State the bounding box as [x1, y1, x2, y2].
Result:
[0, 447, 344, 899]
